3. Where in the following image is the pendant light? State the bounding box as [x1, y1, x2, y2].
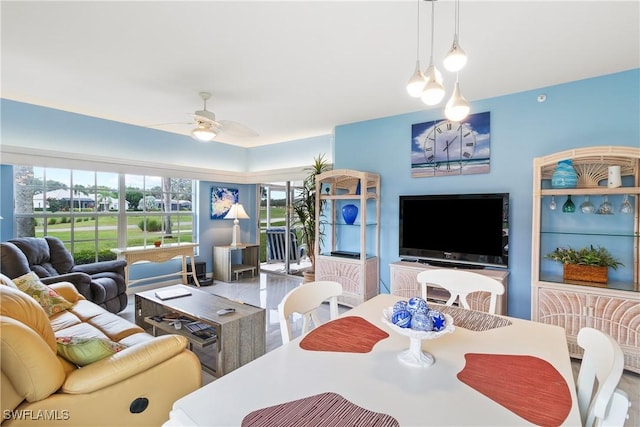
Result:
[421, 0, 445, 106]
[406, 0, 425, 97]
[444, 74, 470, 122]
[443, 0, 467, 72]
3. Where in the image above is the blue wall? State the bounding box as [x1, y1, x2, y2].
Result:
[1, 70, 638, 317]
[333, 69, 640, 319]
[0, 99, 248, 172]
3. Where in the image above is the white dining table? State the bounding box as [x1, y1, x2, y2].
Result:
[163, 294, 581, 426]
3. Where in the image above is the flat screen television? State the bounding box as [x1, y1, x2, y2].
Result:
[399, 193, 509, 269]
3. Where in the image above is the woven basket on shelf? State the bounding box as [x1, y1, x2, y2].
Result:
[563, 264, 608, 284]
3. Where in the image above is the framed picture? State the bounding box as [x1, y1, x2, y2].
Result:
[411, 111, 491, 178]
[211, 187, 238, 219]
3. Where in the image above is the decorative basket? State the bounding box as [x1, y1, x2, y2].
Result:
[563, 264, 608, 284]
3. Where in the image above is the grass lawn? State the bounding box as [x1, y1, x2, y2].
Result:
[35, 208, 298, 263]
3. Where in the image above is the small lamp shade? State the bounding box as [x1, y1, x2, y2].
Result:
[224, 203, 249, 220]
[225, 203, 250, 246]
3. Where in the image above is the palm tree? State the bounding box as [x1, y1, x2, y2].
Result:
[292, 154, 331, 273]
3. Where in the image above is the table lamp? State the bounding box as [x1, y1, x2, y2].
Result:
[224, 203, 249, 247]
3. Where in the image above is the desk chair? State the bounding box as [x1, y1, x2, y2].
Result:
[277, 281, 342, 344]
[576, 327, 626, 427]
[416, 269, 505, 315]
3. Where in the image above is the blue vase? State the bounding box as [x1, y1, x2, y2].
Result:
[551, 159, 578, 189]
[342, 204, 358, 225]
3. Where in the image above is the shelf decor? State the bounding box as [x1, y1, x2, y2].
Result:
[551, 159, 578, 188]
[545, 245, 623, 284]
[341, 204, 358, 224]
[563, 264, 608, 284]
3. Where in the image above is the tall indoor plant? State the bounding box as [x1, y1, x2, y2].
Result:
[293, 154, 331, 280]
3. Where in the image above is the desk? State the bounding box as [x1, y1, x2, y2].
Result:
[111, 243, 200, 287]
[164, 294, 580, 426]
[213, 244, 259, 282]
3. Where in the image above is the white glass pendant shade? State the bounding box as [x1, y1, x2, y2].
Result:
[420, 64, 445, 105]
[191, 125, 216, 142]
[445, 81, 470, 122]
[443, 37, 467, 72]
[406, 60, 426, 98]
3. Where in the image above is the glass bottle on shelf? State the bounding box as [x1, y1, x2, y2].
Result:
[562, 195, 575, 213]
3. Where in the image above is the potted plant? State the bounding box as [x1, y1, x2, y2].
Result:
[545, 245, 623, 284]
[292, 154, 331, 281]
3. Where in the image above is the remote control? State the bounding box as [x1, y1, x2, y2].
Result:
[216, 308, 236, 316]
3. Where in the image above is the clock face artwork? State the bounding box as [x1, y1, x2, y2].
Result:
[423, 121, 476, 170]
[411, 111, 491, 178]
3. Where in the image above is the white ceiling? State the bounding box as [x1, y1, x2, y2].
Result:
[2, 1, 638, 148]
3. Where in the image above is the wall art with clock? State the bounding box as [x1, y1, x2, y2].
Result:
[411, 111, 491, 178]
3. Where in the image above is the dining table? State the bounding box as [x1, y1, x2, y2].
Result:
[163, 294, 581, 426]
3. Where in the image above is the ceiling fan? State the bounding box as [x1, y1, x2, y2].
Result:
[162, 92, 258, 142]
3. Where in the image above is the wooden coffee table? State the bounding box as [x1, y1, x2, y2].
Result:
[134, 284, 265, 377]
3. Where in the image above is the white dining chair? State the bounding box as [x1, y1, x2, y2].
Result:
[576, 327, 626, 427]
[601, 388, 631, 427]
[277, 280, 343, 344]
[416, 269, 505, 314]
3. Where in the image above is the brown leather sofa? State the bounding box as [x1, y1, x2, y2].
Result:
[1, 237, 127, 313]
[0, 274, 202, 426]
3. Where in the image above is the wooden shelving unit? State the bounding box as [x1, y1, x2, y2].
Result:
[314, 169, 380, 307]
[531, 146, 640, 373]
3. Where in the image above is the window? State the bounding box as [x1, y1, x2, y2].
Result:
[13, 166, 196, 264]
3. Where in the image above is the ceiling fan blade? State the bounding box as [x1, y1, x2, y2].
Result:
[218, 120, 259, 138]
[148, 121, 193, 127]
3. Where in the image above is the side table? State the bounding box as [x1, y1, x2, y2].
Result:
[213, 244, 260, 282]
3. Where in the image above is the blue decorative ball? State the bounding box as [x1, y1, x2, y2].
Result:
[428, 309, 447, 331]
[393, 300, 408, 314]
[391, 309, 412, 328]
[410, 312, 434, 331]
[407, 297, 428, 315]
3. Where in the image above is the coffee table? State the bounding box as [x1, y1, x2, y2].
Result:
[134, 284, 266, 377]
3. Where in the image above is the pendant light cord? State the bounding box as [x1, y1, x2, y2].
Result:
[454, 0, 460, 40]
[429, 0, 436, 64]
[415, 0, 420, 59]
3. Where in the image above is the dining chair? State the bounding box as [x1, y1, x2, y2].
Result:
[601, 388, 631, 426]
[576, 327, 625, 427]
[416, 269, 505, 314]
[277, 280, 343, 344]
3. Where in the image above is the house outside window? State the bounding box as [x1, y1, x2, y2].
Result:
[12, 166, 196, 264]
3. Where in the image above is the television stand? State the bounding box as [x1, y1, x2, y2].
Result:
[417, 259, 485, 269]
[389, 261, 509, 314]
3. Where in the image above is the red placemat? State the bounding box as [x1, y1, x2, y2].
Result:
[299, 316, 389, 353]
[241, 392, 399, 427]
[457, 353, 572, 426]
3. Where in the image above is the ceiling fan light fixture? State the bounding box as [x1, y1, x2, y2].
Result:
[421, 64, 445, 105]
[445, 80, 470, 122]
[191, 124, 217, 142]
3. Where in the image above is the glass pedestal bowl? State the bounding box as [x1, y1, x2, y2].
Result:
[382, 307, 455, 368]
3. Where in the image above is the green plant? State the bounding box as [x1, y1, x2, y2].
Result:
[545, 245, 623, 269]
[292, 154, 331, 271]
[137, 218, 162, 232]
